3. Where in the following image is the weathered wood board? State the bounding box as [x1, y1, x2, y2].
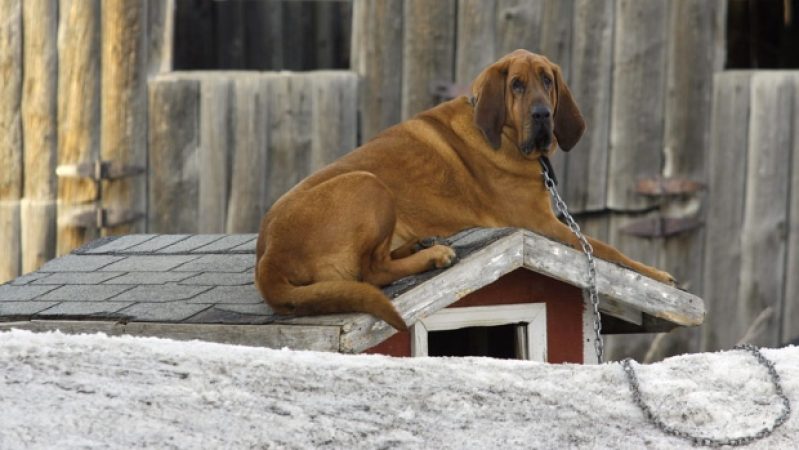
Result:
[101, 0, 148, 235]
[0, 0, 23, 282]
[563, 0, 614, 212]
[21, 0, 58, 273]
[737, 72, 793, 348]
[456, 0, 497, 85]
[56, 0, 101, 256]
[147, 78, 201, 233]
[701, 72, 752, 351]
[351, 0, 404, 142]
[147, 72, 358, 235]
[401, 0, 456, 119]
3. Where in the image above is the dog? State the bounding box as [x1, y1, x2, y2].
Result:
[255, 50, 674, 331]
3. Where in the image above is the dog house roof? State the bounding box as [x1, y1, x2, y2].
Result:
[0, 228, 704, 353]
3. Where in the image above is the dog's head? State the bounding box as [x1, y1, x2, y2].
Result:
[471, 49, 585, 156]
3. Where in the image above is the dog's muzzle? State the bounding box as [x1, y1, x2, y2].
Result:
[522, 104, 553, 155]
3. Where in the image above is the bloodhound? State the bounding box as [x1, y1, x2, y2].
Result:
[255, 50, 674, 330]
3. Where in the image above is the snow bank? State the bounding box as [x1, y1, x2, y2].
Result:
[0, 330, 796, 449]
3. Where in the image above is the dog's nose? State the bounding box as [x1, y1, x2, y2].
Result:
[532, 104, 551, 121]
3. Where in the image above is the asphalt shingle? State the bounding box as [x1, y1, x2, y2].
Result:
[39, 285, 135, 302]
[38, 255, 124, 272]
[172, 254, 255, 273]
[99, 255, 199, 272]
[0, 284, 60, 301]
[187, 285, 263, 304]
[112, 284, 212, 303]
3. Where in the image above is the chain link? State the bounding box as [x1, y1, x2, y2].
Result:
[539, 158, 790, 446]
[622, 344, 791, 447]
[540, 160, 603, 364]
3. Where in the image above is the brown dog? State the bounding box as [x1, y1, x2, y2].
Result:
[255, 50, 674, 331]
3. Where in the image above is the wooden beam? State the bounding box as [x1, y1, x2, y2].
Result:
[350, 0, 403, 142]
[455, 0, 497, 85]
[101, 0, 148, 235]
[564, 0, 614, 212]
[738, 72, 794, 348]
[56, 0, 101, 256]
[147, 77, 201, 233]
[521, 231, 703, 326]
[0, 0, 23, 282]
[21, 0, 58, 273]
[701, 72, 751, 351]
[401, 0, 456, 119]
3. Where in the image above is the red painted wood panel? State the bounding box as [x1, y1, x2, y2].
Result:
[363, 268, 585, 363]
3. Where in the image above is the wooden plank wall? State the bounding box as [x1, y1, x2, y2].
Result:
[147, 71, 358, 234]
[703, 72, 799, 350]
[0, 0, 172, 283]
[0, 0, 23, 282]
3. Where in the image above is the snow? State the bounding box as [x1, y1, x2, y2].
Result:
[0, 330, 796, 449]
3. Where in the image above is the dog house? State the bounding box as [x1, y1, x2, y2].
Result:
[0, 228, 704, 363]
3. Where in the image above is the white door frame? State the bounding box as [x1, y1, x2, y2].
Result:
[410, 303, 547, 362]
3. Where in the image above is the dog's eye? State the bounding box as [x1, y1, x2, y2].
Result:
[542, 75, 552, 90]
[511, 79, 525, 93]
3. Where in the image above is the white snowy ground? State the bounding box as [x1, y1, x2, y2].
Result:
[0, 330, 797, 449]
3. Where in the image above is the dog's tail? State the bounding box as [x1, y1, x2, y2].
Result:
[257, 269, 407, 331]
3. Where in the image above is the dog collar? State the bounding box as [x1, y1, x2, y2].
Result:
[539, 155, 558, 186]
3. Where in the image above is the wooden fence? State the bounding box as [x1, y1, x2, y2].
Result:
[4, 0, 799, 362]
[703, 71, 799, 351]
[148, 71, 357, 234]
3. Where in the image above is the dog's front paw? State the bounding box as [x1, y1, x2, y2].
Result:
[651, 269, 677, 286]
[414, 236, 452, 253]
[427, 245, 457, 269]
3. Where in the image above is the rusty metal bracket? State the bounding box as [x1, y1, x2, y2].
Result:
[429, 80, 470, 101]
[56, 160, 145, 181]
[620, 217, 702, 238]
[635, 176, 704, 197]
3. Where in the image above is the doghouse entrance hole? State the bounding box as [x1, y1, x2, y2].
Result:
[428, 324, 519, 359]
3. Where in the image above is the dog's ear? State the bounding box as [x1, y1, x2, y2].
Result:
[473, 65, 507, 149]
[552, 65, 586, 152]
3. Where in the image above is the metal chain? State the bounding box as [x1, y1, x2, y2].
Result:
[539, 159, 790, 445]
[540, 160, 604, 363]
[622, 344, 791, 447]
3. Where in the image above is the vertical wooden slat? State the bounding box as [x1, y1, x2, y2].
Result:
[494, 0, 543, 57]
[56, 0, 101, 256]
[311, 72, 358, 170]
[198, 76, 232, 233]
[101, 0, 148, 235]
[226, 75, 269, 233]
[656, 0, 727, 356]
[147, 77, 200, 234]
[401, 0, 456, 119]
[701, 72, 752, 351]
[784, 75, 799, 343]
[606, 0, 668, 272]
[564, 0, 614, 212]
[0, 0, 22, 282]
[737, 72, 793, 348]
[602, 0, 668, 361]
[351, 0, 404, 142]
[539, 0, 574, 78]
[147, 0, 174, 75]
[607, 0, 668, 212]
[21, 0, 58, 274]
[456, 0, 497, 85]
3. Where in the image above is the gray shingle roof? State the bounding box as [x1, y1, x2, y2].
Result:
[0, 228, 705, 353]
